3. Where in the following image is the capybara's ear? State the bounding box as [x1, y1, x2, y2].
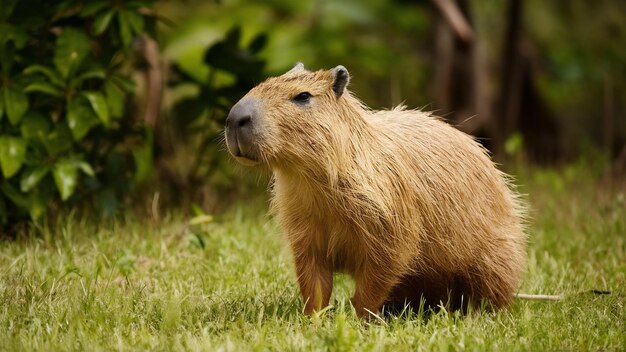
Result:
[286, 62, 305, 74]
[331, 65, 349, 97]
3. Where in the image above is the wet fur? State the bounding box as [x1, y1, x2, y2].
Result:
[234, 66, 527, 318]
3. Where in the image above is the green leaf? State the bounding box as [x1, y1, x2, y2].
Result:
[74, 68, 106, 85]
[72, 68, 106, 91]
[80, 0, 109, 17]
[81, 91, 110, 127]
[94, 188, 119, 217]
[0, 40, 16, 76]
[93, 9, 116, 35]
[54, 28, 91, 79]
[28, 193, 47, 220]
[189, 214, 213, 226]
[75, 160, 95, 177]
[0, 0, 18, 21]
[1, 182, 29, 210]
[0, 23, 28, 52]
[505, 132, 524, 156]
[133, 128, 153, 183]
[20, 165, 51, 192]
[21, 112, 51, 140]
[117, 10, 133, 47]
[104, 79, 125, 118]
[124, 9, 144, 35]
[110, 74, 135, 92]
[248, 33, 268, 54]
[0, 136, 27, 178]
[3, 85, 29, 125]
[53, 160, 79, 201]
[67, 96, 99, 141]
[23, 65, 64, 87]
[45, 123, 73, 156]
[0, 87, 4, 121]
[24, 82, 64, 98]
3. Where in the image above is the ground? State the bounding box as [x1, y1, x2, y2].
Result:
[1, 162, 624, 351]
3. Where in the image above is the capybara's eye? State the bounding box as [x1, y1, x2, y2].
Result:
[292, 92, 312, 103]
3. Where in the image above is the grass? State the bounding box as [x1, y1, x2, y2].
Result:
[1, 163, 624, 351]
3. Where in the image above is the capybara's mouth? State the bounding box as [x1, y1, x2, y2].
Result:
[225, 97, 263, 166]
[234, 155, 260, 166]
[225, 128, 261, 166]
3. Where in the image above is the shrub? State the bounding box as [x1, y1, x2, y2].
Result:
[0, 0, 156, 227]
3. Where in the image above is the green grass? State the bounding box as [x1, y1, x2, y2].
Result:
[1, 164, 625, 351]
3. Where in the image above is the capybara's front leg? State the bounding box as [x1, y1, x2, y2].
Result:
[352, 273, 395, 319]
[294, 254, 333, 315]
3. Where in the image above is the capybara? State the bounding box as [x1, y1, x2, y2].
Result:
[225, 63, 527, 318]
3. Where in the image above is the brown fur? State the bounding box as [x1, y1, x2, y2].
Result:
[226, 65, 527, 318]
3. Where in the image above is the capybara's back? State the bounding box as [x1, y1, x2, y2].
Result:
[225, 63, 526, 318]
[369, 107, 526, 312]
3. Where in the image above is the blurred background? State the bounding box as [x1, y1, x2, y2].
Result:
[0, 0, 625, 230]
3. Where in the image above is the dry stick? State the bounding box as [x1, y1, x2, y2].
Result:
[431, 0, 474, 43]
[140, 34, 162, 128]
[514, 293, 563, 301]
[515, 290, 611, 301]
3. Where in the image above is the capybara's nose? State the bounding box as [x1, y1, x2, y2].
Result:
[226, 111, 251, 131]
[225, 97, 260, 162]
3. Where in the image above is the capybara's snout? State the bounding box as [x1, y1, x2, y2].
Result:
[225, 97, 261, 165]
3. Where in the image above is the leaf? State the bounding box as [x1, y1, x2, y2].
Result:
[92, 9, 116, 35]
[20, 112, 51, 140]
[1, 182, 29, 210]
[54, 28, 91, 79]
[0, 0, 18, 21]
[189, 214, 214, 226]
[81, 91, 110, 127]
[0, 23, 28, 50]
[23, 65, 64, 87]
[24, 82, 64, 97]
[110, 74, 135, 92]
[104, 79, 125, 118]
[505, 132, 524, 156]
[3, 85, 29, 125]
[118, 10, 133, 47]
[0, 40, 16, 76]
[80, 1, 110, 17]
[66, 96, 99, 141]
[74, 68, 106, 85]
[45, 123, 73, 156]
[188, 233, 206, 249]
[0, 87, 4, 121]
[124, 9, 144, 35]
[20, 165, 51, 192]
[133, 128, 153, 183]
[248, 33, 268, 54]
[75, 160, 95, 177]
[28, 193, 47, 220]
[0, 136, 27, 178]
[53, 160, 79, 201]
[94, 188, 119, 217]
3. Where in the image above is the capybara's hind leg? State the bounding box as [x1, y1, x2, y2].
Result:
[387, 272, 477, 313]
[352, 273, 398, 318]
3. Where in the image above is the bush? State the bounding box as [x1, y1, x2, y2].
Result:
[158, 25, 268, 204]
[0, 0, 157, 227]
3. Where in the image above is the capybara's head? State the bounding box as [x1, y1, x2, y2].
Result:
[225, 63, 359, 169]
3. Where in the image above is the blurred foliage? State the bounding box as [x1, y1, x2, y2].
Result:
[0, 0, 157, 227]
[158, 0, 432, 109]
[153, 0, 625, 208]
[164, 26, 266, 186]
[2, 0, 624, 226]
